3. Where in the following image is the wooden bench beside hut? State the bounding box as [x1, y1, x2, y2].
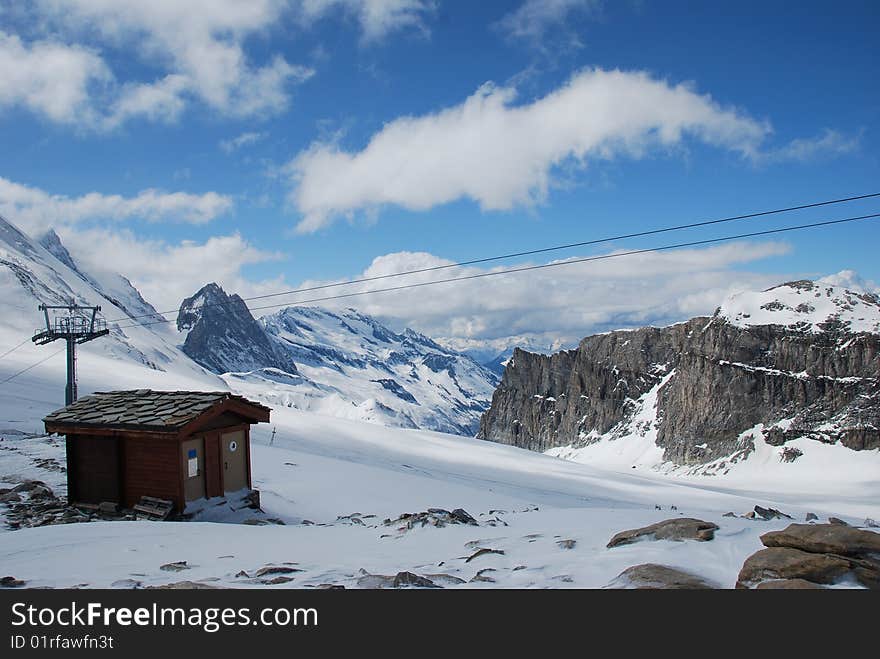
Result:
[43, 390, 271, 514]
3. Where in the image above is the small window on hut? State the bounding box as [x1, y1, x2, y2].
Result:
[187, 448, 199, 478]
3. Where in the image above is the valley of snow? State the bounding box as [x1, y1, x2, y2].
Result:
[1, 213, 878, 589]
[2, 338, 879, 589]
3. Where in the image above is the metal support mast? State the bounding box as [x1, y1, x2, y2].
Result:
[32, 303, 110, 405]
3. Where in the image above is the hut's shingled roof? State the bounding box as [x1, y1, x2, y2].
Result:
[43, 390, 270, 432]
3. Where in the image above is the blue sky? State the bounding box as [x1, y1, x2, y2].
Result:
[0, 1, 878, 352]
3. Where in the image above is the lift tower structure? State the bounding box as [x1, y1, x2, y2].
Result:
[32, 303, 109, 405]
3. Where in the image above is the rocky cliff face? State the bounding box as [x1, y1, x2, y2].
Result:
[477, 281, 880, 465]
[177, 283, 297, 375]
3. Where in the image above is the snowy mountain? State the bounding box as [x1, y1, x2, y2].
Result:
[249, 306, 500, 435]
[479, 279, 880, 470]
[38, 229, 167, 327]
[173, 283, 498, 435]
[716, 278, 880, 334]
[0, 208, 497, 437]
[177, 283, 297, 375]
[1, 220, 877, 590]
[0, 216, 221, 398]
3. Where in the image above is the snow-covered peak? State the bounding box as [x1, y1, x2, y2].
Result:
[258, 305, 499, 435]
[716, 279, 880, 334]
[0, 213, 221, 391]
[177, 282, 233, 331]
[176, 283, 295, 375]
[38, 229, 78, 272]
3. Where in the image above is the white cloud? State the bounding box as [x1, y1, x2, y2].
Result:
[57, 227, 286, 314]
[14, 0, 435, 128]
[283, 241, 794, 347]
[286, 68, 772, 232]
[0, 176, 233, 236]
[817, 269, 878, 294]
[105, 74, 190, 128]
[4, 0, 430, 130]
[764, 128, 861, 163]
[298, 0, 435, 42]
[220, 131, 269, 154]
[496, 0, 600, 44]
[0, 30, 110, 124]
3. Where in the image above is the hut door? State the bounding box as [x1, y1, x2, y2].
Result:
[221, 430, 247, 493]
[181, 437, 206, 503]
[73, 436, 120, 504]
[204, 433, 223, 498]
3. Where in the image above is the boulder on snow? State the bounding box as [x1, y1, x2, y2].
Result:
[755, 578, 825, 589]
[422, 573, 466, 586]
[147, 581, 224, 589]
[469, 568, 497, 583]
[465, 548, 505, 562]
[392, 572, 440, 589]
[606, 518, 719, 548]
[736, 547, 878, 589]
[12, 480, 46, 493]
[384, 508, 479, 532]
[753, 505, 791, 521]
[159, 561, 189, 572]
[254, 566, 302, 578]
[355, 569, 440, 589]
[0, 576, 26, 588]
[606, 564, 716, 589]
[760, 523, 880, 558]
[737, 523, 880, 589]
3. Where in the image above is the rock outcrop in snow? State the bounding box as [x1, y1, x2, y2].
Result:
[477, 280, 880, 465]
[177, 283, 297, 375]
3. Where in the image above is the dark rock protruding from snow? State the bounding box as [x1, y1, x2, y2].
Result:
[606, 518, 719, 548]
[607, 564, 717, 589]
[392, 572, 440, 588]
[383, 508, 479, 532]
[736, 523, 880, 589]
[478, 280, 880, 465]
[760, 523, 880, 558]
[177, 283, 297, 375]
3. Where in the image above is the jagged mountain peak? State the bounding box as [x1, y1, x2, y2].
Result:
[177, 282, 296, 375]
[38, 228, 78, 272]
[715, 278, 880, 335]
[177, 282, 238, 331]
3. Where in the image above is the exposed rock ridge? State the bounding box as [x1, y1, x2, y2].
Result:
[477, 281, 880, 464]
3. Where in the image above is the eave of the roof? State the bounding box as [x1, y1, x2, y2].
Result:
[42, 390, 271, 435]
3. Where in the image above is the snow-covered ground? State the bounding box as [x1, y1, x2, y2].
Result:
[1, 215, 877, 589]
[1, 297, 878, 589]
[1, 397, 877, 589]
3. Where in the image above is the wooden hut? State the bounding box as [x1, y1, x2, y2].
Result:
[43, 390, 271, 513]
